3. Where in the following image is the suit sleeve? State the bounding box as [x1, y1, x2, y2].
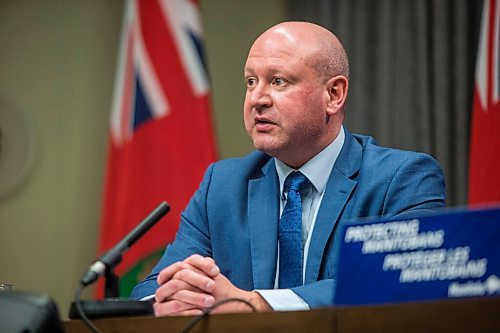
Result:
[382, 152, 446, 218]
[130, 164, 215, 299]
[293, 153, 445, 307]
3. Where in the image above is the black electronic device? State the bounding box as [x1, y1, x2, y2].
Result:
[0, 291, 64, 333]
[69, 298, 154, 319]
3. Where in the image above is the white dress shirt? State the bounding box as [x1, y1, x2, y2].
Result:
[256, 126, 345, 311]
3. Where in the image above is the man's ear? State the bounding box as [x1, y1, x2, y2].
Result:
[325, 75, 348, 115]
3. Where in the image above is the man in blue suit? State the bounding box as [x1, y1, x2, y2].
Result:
[131, 21, 445, 315]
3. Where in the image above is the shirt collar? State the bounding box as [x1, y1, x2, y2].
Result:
[275, 126, 345, 197]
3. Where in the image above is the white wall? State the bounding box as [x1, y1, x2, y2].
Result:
[0, 0, 287, 317]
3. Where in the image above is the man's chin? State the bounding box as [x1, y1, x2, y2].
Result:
[253, 143, 281, 158]
[251, 133, 286, 153]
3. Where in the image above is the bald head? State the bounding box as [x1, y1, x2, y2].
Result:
[244, 21, 349, 167]
[251, 22, 349, 83]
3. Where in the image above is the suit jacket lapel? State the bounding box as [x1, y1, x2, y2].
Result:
[305, 130, 361, 283]
[248, 159, 280, 289]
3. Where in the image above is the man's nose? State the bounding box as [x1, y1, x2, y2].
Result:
[250, 84, 272, 110]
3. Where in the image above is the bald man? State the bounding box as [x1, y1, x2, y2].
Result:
[131, 22, 445, 315]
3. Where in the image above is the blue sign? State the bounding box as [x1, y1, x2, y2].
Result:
[333, 207, 500, 305]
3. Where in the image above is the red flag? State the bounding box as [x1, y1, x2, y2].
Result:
[469, 0, 500, 205]
[98, 0, 217, 296]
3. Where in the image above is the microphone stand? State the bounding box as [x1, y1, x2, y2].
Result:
[104, 270, 120, 298]
[70, 202, 170, 320]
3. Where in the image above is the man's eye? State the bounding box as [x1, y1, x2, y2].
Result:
[246, 78, 257, 86]
[272, 77, 286, 86]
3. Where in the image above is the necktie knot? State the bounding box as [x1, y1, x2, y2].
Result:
[284, 171, 309, 194]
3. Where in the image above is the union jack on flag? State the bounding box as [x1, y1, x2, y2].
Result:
[99, 0, 217, 297]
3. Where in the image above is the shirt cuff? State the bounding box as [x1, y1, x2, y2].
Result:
[255, 289, 310, 311]
[140, 294, 155, 301]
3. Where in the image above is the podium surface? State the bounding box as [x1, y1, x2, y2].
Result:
[64, 296, 500, 333]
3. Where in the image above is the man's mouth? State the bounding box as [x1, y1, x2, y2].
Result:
[256, 119, 274, 125]
[255, 118, 276, 131]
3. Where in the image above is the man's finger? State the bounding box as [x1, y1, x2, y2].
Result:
[157, 256, 219, 285]
[157, 260, 208, 285]
[155, 278, 197, 303]
[176, 309, 204, 316]
[153, 300, 201, 317]
[184, 255, 220, 277]
[157, 261, 190, 285]
[172, 268, 215, 293]
[169, 289, 215, 308]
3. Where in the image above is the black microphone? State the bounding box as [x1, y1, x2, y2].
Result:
[80, 201, 170, 286]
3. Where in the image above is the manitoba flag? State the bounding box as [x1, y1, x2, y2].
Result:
[469, 0, 500, 205]
[99, 0, 217, 296]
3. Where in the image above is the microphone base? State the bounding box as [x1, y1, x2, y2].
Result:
[69, 299, 153, 319]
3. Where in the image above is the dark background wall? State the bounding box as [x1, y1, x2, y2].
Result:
[290, 0, 483, 206]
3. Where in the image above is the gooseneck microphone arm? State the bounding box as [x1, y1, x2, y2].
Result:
[80, 201, 170, 287]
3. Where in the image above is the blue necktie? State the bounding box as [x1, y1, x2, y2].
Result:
[278, 171, 310, 289]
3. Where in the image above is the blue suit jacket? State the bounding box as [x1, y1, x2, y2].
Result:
[131, 130, 446, 307]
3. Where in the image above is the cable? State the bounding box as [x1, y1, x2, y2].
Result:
[180, 298, 257, 333]
[74, 285, 102, 333]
